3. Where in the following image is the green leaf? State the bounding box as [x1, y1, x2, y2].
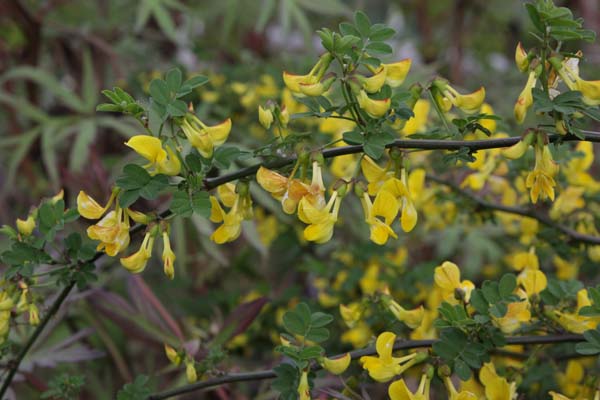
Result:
[499, 274, 517, 298]
[339, 22, 360, 37]
[116, 164, 151, 190]
[139, 174, 169, 200]
[191, 191, 211, 218]
[310, 312, 333, 328]
[116, 375, 152, 400]
[119, 190, 141, 208]
[283, 310, 307, 336]
[525, 3, 544, 33]
[342, 130, 364, 145]
[454, 358, 472, 381]
[149, 79, 171, 105]
[305, 327, 329, 343]
[575, 342, 600, 355]
[354, 10, 371, 37]
[170, 191, 193, 217]
[369, 25, 395, 41]
[178, 75, 209, 97]
[365, 41, 393, 54]
[166, 99, 188, 117]
[166, 68, 182, 92]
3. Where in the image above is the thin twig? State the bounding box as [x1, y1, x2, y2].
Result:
[428, 176, 600, 245]
[146, 334, 584, 400]
[0, 280, 76, 397]
[203, 132, 600, 190]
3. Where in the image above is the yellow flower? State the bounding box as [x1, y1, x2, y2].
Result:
[321, 353, 351, 375]
[16, 215, 35, 236]
[517, 269, 547, 297]
[359, 332, 425, 382]
[283, 53, 333, 94]
[514, 71, 537, 124]
[507, 247, 539, 271]
[299, 75, 335, 97]
[357, 90, 391, 118]
[340, 302, 362, 328]
[180, 114, 232, 158]
[162, 231, 176, 279]
[164, 344, 181, 366]
[554, 55, 600, 105]
[444, 376, 478, 400]
[387, 300, 424, 329]
[434, 261, 475, 303]
[185, 359, 197, 383]
[77, 190, 115, 220]
[361, 190, 399, 245]
[258, 105, 274, 129]
[479, 362, 518, 400]
[380, 175, 418, 233]
[402, 99, 430, 135]
[549, 187, 585, 219]
[298, 191, 341, 243]
[388, 374, 431, 400]
[120, 231, 154, 273]
[125, 135, 181, 176]
[298, 370, 310, 400]
[515, 42, 529, 72]
[361, 156, 393, 195]
[493, 290, 530, 334]
[87, 208, 131, 256]
[526, 143, 558, 204]
[360, 67, 387, 93]
[28, 303, 40, 325]
[209, 194, 243, 244]
[557, 360, 584, 398]
[383, 59, 412, 87]
[434, 80, 486, 114]
[553, 256, 578, 281]
[555, 289, 600, 333]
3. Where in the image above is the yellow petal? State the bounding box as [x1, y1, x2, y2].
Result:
[388, 379, 413, 400]
[77, 191, 107, 220]
[322, 353, 351, 375]
[434, 261, 461, 290]
[384, 59, 412, 87]
[373, 190, 399, 224]
[375, 331, 396, 360]
[400, 197, 417, 232]
[125, 135, 167, 164]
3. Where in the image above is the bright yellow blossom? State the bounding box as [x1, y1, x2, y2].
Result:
[360, 332, 426, 382]
[357, 90, 391, 118]
[383, 59, 412, 87]
[479, 362, 518, 400]
[120, 231, 154, 273]
[161, 231, 176, 279]
[321, 353, 351, 375]
[360, 190, 399, 245]
[389, 374, 431, 400]
[16, 215, 35, 236]
[434, 261, 475, 303]
[125, 135, 181, 176]
[297, 370, 310, 400]
[180, 114, 232, 158]
[514, 71, 537, 123]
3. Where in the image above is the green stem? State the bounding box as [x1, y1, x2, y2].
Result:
[0, 280, 76, 397]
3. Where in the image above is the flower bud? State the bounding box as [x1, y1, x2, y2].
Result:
[515, 42, 529, 72]
[16, 215, 35, 236]
[321, 353, 351, 375]
[164, 344, 182, 365]
[185, 359, 197, 383]
[258, 105, 274, 129]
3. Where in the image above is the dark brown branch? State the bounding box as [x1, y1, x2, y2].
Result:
[146, 334, 583, 400]
[203, 132, 600, 190]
